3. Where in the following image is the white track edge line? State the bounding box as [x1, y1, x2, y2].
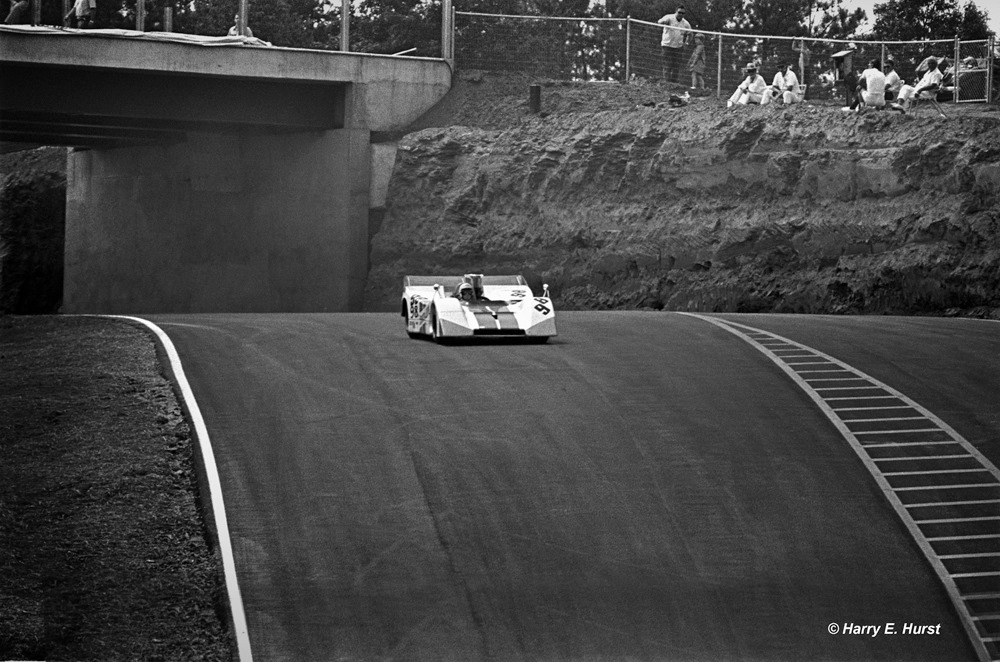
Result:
[679, 312, 996, 662]
[105, 315, 253, 662]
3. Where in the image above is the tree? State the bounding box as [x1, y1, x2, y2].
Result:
[871, 0, 990, 40]
[352, 0, 442, 56]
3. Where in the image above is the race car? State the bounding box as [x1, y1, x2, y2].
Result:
[402, 273, 557, 342]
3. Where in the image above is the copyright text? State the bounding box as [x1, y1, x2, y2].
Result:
[827, 622, 941, 637]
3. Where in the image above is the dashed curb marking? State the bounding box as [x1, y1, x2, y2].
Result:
[107, 316, 254, 662]
[682, 313, 1000, 662]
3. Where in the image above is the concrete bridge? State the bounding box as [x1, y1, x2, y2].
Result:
[0, 26, 451, 312]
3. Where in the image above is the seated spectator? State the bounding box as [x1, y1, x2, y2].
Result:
[728, 64, 767, 107]
[894, 57, 944, 112]
[228, 13, 254, 37]
[780, 64, 802, 104]
[761, 67, 786, 105]
[4, 0, 31, 24]
[857, 59, 887, 110]
[883, 59, 902, 101]
[917, 55, 948, 75]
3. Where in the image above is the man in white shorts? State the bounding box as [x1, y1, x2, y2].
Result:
[857, 59, 887, 110]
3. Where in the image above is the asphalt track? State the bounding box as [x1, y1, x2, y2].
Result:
[146, 311, 998, 662]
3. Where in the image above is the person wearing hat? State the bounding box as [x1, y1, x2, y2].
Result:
[883, 58, 902, 101]
[728, 63, 767, 107]
[687, 33, 706, 90]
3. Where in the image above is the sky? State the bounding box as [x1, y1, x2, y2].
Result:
[841, 0, 1000, 36]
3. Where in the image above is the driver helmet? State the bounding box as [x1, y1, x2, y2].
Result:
[457, 282, 474, 299]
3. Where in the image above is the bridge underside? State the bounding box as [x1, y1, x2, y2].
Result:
[1, 62, 346, 149]
[1, 27, 451, 313]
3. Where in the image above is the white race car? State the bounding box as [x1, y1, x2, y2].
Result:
[402, 274, 557, 342]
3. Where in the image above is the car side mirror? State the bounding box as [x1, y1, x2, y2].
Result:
[542, 283, 550, 297]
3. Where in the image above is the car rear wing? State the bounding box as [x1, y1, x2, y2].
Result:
[404, 275, 528, 288]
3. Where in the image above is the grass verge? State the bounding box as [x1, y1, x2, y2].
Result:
[0, 315, 232, 661]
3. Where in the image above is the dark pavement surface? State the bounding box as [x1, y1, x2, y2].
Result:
[148, 312, 996, 662]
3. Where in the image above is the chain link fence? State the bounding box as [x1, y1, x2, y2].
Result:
[454, 12, 627, 81]
[455, 11, 996, 105]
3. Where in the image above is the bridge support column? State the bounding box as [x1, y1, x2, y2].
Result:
[63, 128, 371, 313]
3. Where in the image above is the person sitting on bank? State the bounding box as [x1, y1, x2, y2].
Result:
[856, 59, 887, 111]
[894, 57, 944, 113]
[728, 63, 767, 107]
[778, 63, 801, 104]
[761, 66, 785, 105]
[883, 58, 902, 101]
[228, 13, 253, 37]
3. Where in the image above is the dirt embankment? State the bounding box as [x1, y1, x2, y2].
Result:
[0, 147, 67, 314]
[364, 72, 1000, 318]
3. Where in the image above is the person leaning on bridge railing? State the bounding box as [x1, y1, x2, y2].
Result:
[228, 14, 254, 38]
[4, 0, 31, 24]
[64, 0, 95, 28]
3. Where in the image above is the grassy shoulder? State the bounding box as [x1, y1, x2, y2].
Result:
[0, 315, 232, 661]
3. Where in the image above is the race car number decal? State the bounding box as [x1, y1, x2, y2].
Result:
[409, 297, 429, 319]
[510, 289, 528, 298]
[534, 298, 551, 315]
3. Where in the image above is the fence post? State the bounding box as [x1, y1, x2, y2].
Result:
[442, 0, 453, 61]
[954, 36, 961, 103]
[625, 17, 631, 83]
[340, 0, 350, 52]
[989, 35, 995, 105]
[717, 33, 723, 99]
[136, 0, 145, 31]
[163, 7, 172, 32]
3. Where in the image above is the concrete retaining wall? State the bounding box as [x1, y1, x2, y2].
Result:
[64, 128, 371, 313]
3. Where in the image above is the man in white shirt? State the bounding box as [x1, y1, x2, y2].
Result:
[658, 6, 691, 85]
[728, 64, 767, 107]
[857, 59, 887, 110]
[761, 68, 785, 105]
[883, 59, 902, 101]
[781, 64, 802, 104]
[895, 57, 944, 112]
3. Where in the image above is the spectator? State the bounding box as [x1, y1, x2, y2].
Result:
[883, 58, 902, 101]
[658, 6, 691, 86]
[762, 66, 785, 105]
[688, 33, 706, 90]
[727, 63, 767, 107]
[856, 59, 887, 110]
[895, 57, 943, 113]
[780, 64, 802, 104]
[64, 0, 95, 28]
[5, 0, 31, 24]
[228, 13, 253, 38]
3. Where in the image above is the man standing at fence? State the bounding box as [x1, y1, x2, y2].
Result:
[658, 6, 691, 86]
